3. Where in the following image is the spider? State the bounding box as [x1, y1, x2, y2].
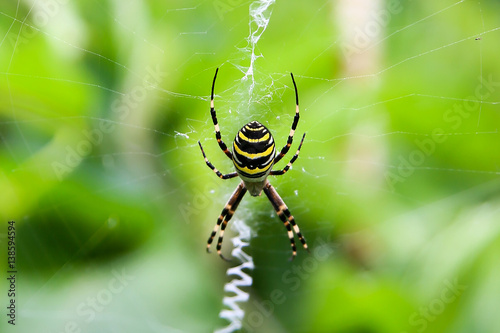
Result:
[198, 68, 309, 261]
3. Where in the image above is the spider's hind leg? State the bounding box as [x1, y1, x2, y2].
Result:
[263, 180, 309, 260]
[207, 182, 247, 260]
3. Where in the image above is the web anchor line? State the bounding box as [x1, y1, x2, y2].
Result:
[215, 219, 254, 333]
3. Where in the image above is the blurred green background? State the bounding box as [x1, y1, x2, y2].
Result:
[1, 0, 500, 332]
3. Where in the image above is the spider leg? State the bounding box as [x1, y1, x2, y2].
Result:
[198, 141, 238, 179]
[207, 182, 247, 260]
[263, 180, 309, 260]
[210, 68, 233, 160]
[274, 72, 300, 165]
[270, 133, 305, 176]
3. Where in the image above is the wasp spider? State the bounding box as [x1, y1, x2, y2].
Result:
[198, 68, 309, 260]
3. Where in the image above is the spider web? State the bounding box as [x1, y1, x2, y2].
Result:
[1, 0, 500, 332]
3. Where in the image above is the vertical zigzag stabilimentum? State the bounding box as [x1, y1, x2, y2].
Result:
[215, 219, 254, 333]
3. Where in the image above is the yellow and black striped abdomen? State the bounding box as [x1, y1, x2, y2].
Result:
[232, 121, 275, 181]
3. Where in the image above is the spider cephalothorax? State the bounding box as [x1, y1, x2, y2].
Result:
[197, 68, 308, 260]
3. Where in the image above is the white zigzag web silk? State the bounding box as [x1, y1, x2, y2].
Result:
[215, 218, 254, 333]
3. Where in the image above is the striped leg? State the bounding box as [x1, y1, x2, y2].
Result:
[207, 182, 248, 260]
[270, 133, 305, 176]
[263, 181, 309, 260]
[274, 72, 300, 165]
[198, 141, 238, 180]
[210, 68, 233, 160]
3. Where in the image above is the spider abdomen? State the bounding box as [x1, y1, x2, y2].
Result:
[232, 121, 276, 184]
